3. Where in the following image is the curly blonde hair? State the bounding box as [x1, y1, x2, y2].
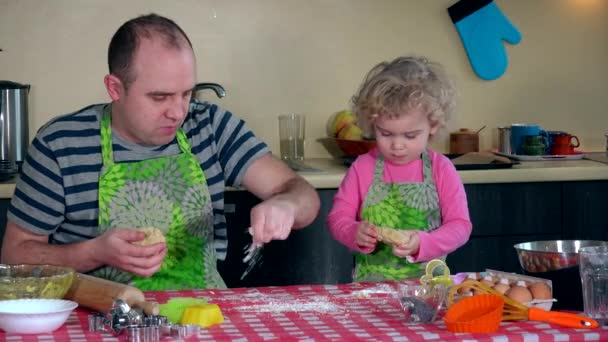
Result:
[351, 56, 456, 139]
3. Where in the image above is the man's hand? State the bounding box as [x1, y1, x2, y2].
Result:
[1, 221, 166, 277]
[250, 199, 296, 244]
[392, 231, 420, 258]
[356, 221, 377, 249]
[241, 154, 320, 232]
[91, 228, 167, 278]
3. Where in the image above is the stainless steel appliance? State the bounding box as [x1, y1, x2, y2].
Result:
[497, 126, 512, 155]
[0, 80, 30, 178]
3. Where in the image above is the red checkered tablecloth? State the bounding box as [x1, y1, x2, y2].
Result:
[1, 282, 606, 341]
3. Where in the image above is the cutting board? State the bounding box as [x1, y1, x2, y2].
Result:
[448, 152, 515, 170]
[583, 152, 608, 165]
[64, 273, 159, 315]
[451, 152, 511, 164]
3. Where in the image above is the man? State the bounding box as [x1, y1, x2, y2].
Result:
[1, 14, 320, 290]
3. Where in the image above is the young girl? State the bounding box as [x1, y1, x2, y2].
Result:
[327, 56, 472, 282]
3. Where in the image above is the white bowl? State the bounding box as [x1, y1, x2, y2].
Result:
[0, 299, 78, 334]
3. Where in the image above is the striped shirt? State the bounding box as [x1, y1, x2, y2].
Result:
[7, 101, 269, 260]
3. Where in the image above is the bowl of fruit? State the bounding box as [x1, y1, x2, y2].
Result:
[318, 110, 376, 158]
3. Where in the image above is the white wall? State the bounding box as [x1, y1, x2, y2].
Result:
[1, 0, 607, 157]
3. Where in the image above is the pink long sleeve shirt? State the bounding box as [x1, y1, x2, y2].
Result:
[327, 148, 472, 262]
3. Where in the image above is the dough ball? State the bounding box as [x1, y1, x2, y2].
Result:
[133, 227, 166, 246]
[376, 226, 410, 246]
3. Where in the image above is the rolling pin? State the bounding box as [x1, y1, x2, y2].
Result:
[64, 273, 159, 315]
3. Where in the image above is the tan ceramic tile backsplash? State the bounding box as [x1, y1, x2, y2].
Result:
[1, 0, 607, 157]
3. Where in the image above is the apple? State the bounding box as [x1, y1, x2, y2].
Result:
[337, 123, 363, 140]
[326, 110, 356, 137]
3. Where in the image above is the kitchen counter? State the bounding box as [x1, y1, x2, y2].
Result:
[298, 157, 608, 188]
[0, 157, 606, 197]
[3, 281, 606, 341]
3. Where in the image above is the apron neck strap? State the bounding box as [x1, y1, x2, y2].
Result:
[175, 129, 190, 153]
[100, 105, 191, 166]
[373, 153, 385, 183]
[420, 149, 432, 181]
[100, 105, 114, 166]
[373, 149, 432, 183]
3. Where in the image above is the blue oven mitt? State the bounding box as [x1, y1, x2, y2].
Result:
[448, 0, 521, 80]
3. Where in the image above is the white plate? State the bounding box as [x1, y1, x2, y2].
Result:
[0, 299, 78, 334]
[494, 151, 586, 161]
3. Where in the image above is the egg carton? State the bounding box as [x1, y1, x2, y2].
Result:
[485, 269, 556, 311]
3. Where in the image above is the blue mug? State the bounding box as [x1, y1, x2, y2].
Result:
[510, 124, 548, 155]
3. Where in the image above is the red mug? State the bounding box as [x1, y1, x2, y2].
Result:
[550, 134, 580, 155]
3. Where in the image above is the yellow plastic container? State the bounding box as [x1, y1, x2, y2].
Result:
[180, 304, 224, 328]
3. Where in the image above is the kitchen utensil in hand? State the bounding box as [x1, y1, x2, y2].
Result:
[241, 227, 263, 280]
[448, 280, 599, 329]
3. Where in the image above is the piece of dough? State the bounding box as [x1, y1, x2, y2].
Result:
[376, 226, 410, 246]
[133, 227, 166, 246]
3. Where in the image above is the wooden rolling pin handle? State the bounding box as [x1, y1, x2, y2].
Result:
[133, 301, 160, 316]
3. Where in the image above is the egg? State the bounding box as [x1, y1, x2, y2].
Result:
[458, 288, 473, 296]
[466, 272, 482, 281]
[528, 282, 552, 300]
[514, 280, 529, 287]
[458, 273, 480, 294]
[480, 276, 495, 288]
[493, 278, 511, 295]
[506, 281, 533, 303]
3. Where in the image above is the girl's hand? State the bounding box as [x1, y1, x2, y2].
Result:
[356, 221, 377, 249]
[392, 231, 420, 258]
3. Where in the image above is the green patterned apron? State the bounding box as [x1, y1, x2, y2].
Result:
[354, 150, 442, 282]
[91, 106, 226, 290]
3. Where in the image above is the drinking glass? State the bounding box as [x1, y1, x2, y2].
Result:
[579, 246, 608, 325]
[278, 114, 305, 161]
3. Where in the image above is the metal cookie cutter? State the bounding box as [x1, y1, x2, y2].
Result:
[87, 299, 199, 340]
[142, 315, 168, 327]
[88, 313, 107, 332]
[170, 324, 201, 338]
[126, 325, 160, 342]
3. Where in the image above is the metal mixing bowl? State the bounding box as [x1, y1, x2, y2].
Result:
[0, 264, 75, 300]
[514, 240, 608, 273]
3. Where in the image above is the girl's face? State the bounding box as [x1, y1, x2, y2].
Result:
[374, 109, 438, 165]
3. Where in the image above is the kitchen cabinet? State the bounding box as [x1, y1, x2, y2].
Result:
[561, 181, 608, 241]
[0, 179, 605, 286]
[219, 182, 570, 286]
[447, 234, 561, 273]
[0, 199, 9, 256]
[217, 189, 353, 288]
[447, 183, 563, 273]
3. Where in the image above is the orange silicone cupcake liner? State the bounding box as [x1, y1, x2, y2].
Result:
[444, 294, 504, 333]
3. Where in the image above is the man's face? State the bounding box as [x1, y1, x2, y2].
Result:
[110, 37, 196, 146]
